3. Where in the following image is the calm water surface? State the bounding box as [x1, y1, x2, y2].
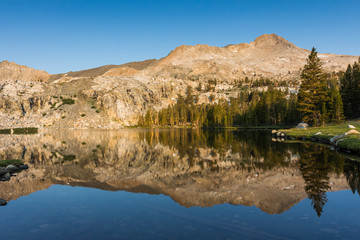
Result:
[1, 129, 360, 239]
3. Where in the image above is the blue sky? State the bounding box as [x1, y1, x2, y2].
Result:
[1, 0, 359, 74]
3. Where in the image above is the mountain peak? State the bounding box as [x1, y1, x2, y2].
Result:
[252, 34, 296, 50]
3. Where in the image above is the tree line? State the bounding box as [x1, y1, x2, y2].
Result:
[138, 87, 300, 128]
[138, 49, 360, 128]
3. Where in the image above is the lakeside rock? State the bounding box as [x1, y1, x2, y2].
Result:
[0, 163, 29, 181]
[0, 198, 7, 206]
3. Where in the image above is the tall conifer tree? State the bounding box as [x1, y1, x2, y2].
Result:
[297, 48, 329, 126]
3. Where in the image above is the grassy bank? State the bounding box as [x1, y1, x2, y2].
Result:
[280, 121, 360, 153]
[0, 159, 23, 167]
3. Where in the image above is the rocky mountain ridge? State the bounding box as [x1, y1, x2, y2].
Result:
[0, 34, 358, 128]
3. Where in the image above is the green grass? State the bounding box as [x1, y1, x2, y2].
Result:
[0, 129, 11, 134]
[337, 135, 360, 151]
[0, 159, 23, 167]
[13, 128, 38, 134]
[280, 121, 360, 151]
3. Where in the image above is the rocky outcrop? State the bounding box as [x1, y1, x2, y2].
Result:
[0, 60, 50, 82]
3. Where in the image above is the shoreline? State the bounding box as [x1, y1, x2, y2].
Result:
[277, 121, 360, 156]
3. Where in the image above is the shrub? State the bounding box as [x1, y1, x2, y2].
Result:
[63, 155, 76, 161]
[62, 99, 75, 105]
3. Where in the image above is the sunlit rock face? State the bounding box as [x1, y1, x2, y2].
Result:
[0, 129, 356, 215]
[1, 34, 358, 128]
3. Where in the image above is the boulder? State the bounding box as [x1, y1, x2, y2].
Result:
[0, 169, 7, 176]
[330, 134, 346, 145]
[345, 130, 360, 135]
[18, 164, 29, 170]
[296, 122, 309, 129]
[5, 164, 18, 173]
[0, 198, 7, 206]
[1, 173, 11, 181]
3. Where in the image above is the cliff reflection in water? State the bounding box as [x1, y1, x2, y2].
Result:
[0, 128, 359, 216]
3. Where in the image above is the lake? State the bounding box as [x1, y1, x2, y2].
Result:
[1, 129, 360, 239]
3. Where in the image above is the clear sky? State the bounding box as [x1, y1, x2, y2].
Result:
[1, 0, 359, 74]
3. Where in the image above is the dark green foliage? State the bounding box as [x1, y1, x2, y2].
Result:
[299, 143, 346, 217]
[340, 62, 360, 119]
[138, 88, 300, 128]
[0, 129, 11, 134]
[13, 128, 38, 134]
[297, 48, 329, 126]
[344, 160, 360, 196]
[63, 155, 76, 161]
[62, 98, 75, 105]
[0, 159, 23, 167]
[328, 79, 344, 123]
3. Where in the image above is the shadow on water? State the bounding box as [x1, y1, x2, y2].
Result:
[0, 128, 360, 217]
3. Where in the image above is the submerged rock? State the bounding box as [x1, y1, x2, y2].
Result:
[0, 198, 7, 206]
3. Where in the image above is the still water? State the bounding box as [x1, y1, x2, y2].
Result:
[0, 129, 360, 239]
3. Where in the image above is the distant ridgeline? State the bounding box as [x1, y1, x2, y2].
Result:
[139, 51, 360, 128]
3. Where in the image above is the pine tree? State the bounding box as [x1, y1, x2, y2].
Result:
[144, 110, 152, 127]
[352, 63, 360, 117]
[297, 48, 329, 126]
[340, 64, 353, 118]
[186, 86, 193, 105]
[340, 63, 360, 119]
[328, 80, 344, 124]
[137, 115, 145, 127]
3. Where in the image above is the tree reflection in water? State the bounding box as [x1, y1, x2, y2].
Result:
[145, 129, 360, 217]
[344, 159, 360, 196]
[1, 128, 360, 216]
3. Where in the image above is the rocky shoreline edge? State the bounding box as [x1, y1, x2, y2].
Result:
[272, 127, 360, 156]
[0, 161, 29, 206]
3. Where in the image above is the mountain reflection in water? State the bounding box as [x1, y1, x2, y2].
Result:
[0, 129, 359, 216]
